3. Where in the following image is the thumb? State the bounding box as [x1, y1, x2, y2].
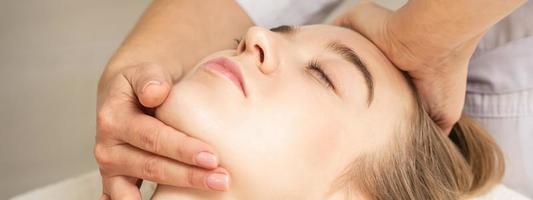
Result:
[126, 63, 173, 108]
[331, 2, 394, 45]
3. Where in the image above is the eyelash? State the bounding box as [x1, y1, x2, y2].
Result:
[233, 38, 335, 90]
[306, 60, 335, 90]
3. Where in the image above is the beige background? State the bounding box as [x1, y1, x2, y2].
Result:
[0, 0, 151, 198]
[0, 0, 406, 199]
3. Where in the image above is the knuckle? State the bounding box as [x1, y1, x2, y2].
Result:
[123, 65, 140, 77]
[94, 145, 113, 170]
[96, 107, 114, 136]
[451, 112, 462, 123]
[139, 127, 161, 154]
[126, 64, 160, 94]
[175, 144, 187, 163]
[143, 156, 165, 181]
[186, 168, 196, 188]
[137, 62, 162, 74]
[130, 63, 159, 80]
[175, 134, 192, 161]
[444, 111, 462, 127]
[137, 63, 169, 86]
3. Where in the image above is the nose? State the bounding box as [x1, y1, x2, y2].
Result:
[238, 26, 279, 75]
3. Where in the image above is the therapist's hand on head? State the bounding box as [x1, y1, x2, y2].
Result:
[332, 0, 525, 134]
[96, 63, 229, 200]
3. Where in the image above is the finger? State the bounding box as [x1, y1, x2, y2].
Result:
[443, 127, 453, 136]
[106, 144, 230, 191]
[116, 112, 219, 169]
[329, 7, 356, 27]
[103, 176, 141, 200]
[437, 116, 460, 136]
[337, 2, 393, 37]
[97, 74, 219, 169]
[99, 194, 110, 200]
[125, 63, 173, 108]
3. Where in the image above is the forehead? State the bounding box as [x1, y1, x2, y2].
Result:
[293, 25, 372, 50]
[293, 24, 412, 99]
[297, 24, 415, 124]
[290, 25, 393, 81]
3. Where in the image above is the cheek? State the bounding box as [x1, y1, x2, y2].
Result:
[217, 107, 344, 197]
[223, 85, 345, 189]
[290, 110, 346, 181]
[155, 79, 246, 144]
[302, 125, 343, 166]
[256, 78, 346, 168]
[156, 69, 349, 195]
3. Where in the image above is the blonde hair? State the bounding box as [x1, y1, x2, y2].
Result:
[333, 79, 504, 199]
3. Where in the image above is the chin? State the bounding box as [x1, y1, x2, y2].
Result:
[156, 73, 254, 148]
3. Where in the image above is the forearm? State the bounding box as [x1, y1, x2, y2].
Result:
[389, 0, 526, 63]
[99, 0, 253, 91]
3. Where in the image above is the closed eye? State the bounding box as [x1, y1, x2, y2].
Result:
[306, 59, 335, 90]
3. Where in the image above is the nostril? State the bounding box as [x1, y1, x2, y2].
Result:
[255, 45, 264, 63]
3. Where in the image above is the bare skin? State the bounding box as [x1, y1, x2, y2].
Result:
[96, 0, 526, 199]
[95, 0, 252, 199]
[152, 24, 414, 200]
[333, 0, 527, 133]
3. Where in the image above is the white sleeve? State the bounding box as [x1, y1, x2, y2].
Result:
[235, 0, 342, 28]
[475, 184, 531, 200]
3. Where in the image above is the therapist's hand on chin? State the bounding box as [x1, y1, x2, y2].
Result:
[333, 2, 485, 134]
[95, 63, 229, 200]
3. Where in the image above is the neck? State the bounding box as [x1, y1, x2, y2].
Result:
[151, 185, 354, 200]
[151, 185, 239, 200]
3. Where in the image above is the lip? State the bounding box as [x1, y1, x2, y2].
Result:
[202, 57, 247, 96]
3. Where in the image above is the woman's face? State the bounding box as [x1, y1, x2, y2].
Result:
[155, 25, 414, 199]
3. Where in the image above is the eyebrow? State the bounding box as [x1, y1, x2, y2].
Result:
[326, 41, 374, 105]
[270, 25, 298, 35]
[270, 25, 374, 105]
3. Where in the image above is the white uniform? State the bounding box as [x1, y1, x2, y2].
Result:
[465, 1, 533, 197]
[236, 0, 342, 27]
[236, 0, 533, 198]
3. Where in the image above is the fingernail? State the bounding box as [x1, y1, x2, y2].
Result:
[195, 152, 218, 168]
[206, 173, 229, 191]
[142, 80, 161, 93]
